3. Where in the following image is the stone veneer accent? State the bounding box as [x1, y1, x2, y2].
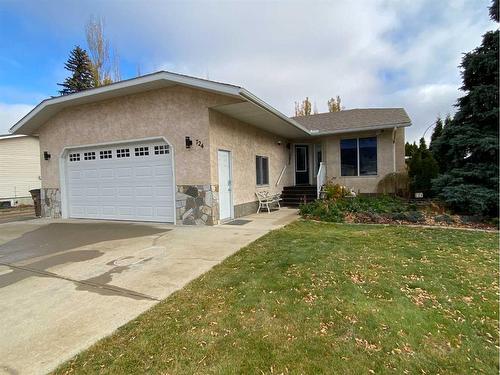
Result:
[41, 188, 62, 218]
[234, 200, 259, 218]
[39, 185, 220, 225]
[176, 185, 219, 225]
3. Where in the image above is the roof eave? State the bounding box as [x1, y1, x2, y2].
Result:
[308, 122, 412, 136]
[10, 71, 243, 135]
[238, 89, 310, 136]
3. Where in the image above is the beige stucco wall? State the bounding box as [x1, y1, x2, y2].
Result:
[38, 86, 241, 188]
[209, 110, 292, 206]
[0, 136, 41, 199]
[321, 127, 405, 193]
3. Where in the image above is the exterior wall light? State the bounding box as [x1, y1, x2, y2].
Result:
[43, 151, 51, 160]
[185, 136, 193, 149]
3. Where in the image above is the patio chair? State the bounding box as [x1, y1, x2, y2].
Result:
[256, 191, 282, 213]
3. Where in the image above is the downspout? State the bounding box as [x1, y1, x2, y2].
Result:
[392, 126, 397, 173]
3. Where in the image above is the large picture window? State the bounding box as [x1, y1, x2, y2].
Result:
[256, 155, 269, 185]
[340, 137, 377, 176]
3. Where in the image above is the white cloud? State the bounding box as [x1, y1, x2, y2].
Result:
[12, 0, 496, 142]
[0, 103, 34, 134]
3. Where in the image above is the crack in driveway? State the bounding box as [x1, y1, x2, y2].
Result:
[0, 261, 160, 301]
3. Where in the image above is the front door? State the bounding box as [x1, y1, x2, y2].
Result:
[218, 150, 233, 221]
[295, 145, 309, 185]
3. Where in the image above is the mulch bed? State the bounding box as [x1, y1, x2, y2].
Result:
[343, 211, 497, 230]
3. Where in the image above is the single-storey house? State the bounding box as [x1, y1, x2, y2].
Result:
[10, 71, 410, 225]
[0, 134, 41, 206]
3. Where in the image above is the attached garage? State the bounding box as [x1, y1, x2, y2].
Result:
[61, 139, 175, 223]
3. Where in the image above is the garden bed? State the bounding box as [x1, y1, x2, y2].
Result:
[300, 196, 497, 230]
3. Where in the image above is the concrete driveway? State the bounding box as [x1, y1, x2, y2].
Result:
[0, 208, 298, 375]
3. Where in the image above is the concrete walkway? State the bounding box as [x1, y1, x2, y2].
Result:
[0, 208, 298, 375]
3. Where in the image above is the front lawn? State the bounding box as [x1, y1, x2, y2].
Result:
[55, 222, 499, 374]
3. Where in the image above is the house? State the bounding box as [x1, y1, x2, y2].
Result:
[10, 71, 410, 225]
[0, 134, 41, 207]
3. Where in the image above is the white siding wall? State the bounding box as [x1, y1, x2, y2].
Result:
[0, 136, 41, 199]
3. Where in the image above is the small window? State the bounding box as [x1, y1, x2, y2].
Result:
[116, 148, 130, 158]
[134, 146, 149, 156]
[340, 137, 377, 176]
[154, 145, 169, 155]
[100, 150, 112, 159]
[69, 153, 80, 162]
[83, 151, 96, 160]
[256, 156, 269, 186]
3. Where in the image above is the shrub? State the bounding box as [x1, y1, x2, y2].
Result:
[322, 181, 350, 201]
[377, 172, 410, 197]
[299, 200, 344, 222]
[390, 211, 425, 223]
[300, 195, 410, 223]
[434, 214, 455, 224]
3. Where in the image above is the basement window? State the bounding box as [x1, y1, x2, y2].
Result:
[256, 155, 269, 186]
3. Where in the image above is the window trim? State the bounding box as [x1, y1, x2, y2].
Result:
[256, 155, 270, 186]
[340, 136, 378, 177]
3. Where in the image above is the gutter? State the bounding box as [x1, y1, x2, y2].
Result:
[307, 121, 411, 136]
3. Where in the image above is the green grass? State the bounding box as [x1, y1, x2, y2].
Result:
[55, 222, 499, 374]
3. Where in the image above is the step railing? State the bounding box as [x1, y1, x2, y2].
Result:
[316, 162, 326, 199]
[276, 165, 287, 187]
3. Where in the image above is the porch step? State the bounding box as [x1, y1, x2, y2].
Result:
[281, 185, 317, 207]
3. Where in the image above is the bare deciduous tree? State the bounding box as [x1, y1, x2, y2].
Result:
[85, 16, 121, 86]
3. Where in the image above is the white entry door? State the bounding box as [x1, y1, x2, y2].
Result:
[217, 150, 233, 222]
[64, 140, 174, 223]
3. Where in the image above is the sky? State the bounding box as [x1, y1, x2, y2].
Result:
[0, 0, 496, 142]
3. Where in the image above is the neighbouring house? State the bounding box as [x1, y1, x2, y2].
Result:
[10, 71, 410, 225]
[0, 134, 41, 206]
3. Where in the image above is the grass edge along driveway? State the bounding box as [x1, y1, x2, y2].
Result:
[55, 221, 499, 374]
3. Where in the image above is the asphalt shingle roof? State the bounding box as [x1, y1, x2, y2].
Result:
[292, 108, 411, 134]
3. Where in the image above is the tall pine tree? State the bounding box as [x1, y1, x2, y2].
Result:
[408, 138, 439, 197]
[429, 117, 443, 147]
[432, 0, 499, 215]
[58, 46, 95, 95]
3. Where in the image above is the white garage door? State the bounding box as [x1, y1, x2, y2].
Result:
[65, 140, 174, 223]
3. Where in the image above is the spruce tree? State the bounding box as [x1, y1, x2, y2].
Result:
[58, 46, 95, 95]
[429, 117, 443, 147]
[408, 138, 439, 197]
[432, 0, 499, 215]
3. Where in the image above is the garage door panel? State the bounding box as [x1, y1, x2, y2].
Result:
[99, 169, 114, 178]
[116, 167, 133, 178]
[135, 166, 153, 177]
[66, 141, 174, 223]
[117, 187, 133, 197]
[86, 187, 99, 197]
[84, 170, 99, 179]
[135, 186, 153, 198]
[101, 187, 115, 196]
[102, 206, 116, 215]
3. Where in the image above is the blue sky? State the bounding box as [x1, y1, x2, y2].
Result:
[0, 0, 495, 142]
